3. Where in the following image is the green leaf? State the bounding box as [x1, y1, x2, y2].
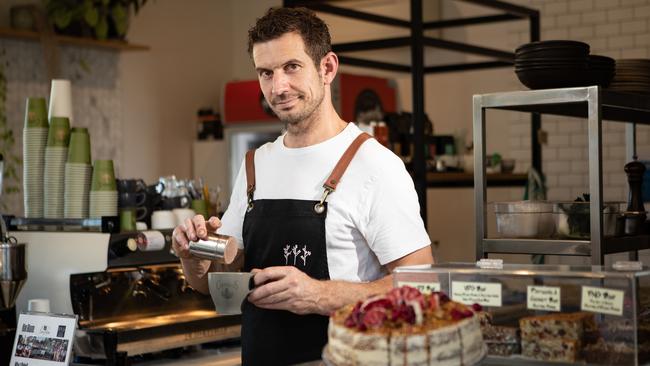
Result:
[84, 6, 99, 26]
[95, 17, 108, 39]
[53, 9, 73, 29]
[112, 4, 128, 35]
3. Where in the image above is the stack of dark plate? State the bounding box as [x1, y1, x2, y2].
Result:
[608, 59, 650, 94]
[588, 55, 616, 87]
[515, 40, 590, 89]
[515, 40, 616, 90]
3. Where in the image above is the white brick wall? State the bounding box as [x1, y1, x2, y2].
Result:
[508, 0, 650, 203]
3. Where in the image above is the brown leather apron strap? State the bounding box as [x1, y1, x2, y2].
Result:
[245, 150, 256, 201]
[323, 132, 372, 192]
[245, 132, 372, 213]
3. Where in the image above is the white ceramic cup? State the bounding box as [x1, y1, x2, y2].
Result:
[135, 221, 148, 230]
[28, 298, 51, 313]
[173, 208, 196, 226]
[151, 210, 176, 229]
[48, 79, 73, 123]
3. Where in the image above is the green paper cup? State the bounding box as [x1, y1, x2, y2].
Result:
[191, 199, 209, 218]
[47, 117, 71, 147]
[67, 129, 91, 164]
[25, 97, 48, 128]
[91, 160, 117, 191]
[120, 208, 136, 232]
[71, 127, 88, 134]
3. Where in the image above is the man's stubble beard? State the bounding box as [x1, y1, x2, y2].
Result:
[274, 77, 326, 133]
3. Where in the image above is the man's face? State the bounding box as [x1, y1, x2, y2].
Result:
[252, 32, 325, 125]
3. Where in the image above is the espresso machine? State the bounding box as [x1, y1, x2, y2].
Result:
[9, 228, 241, 365]
[0, 153, 28, 366]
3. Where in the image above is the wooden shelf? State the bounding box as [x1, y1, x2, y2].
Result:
[0, 27, 149, 51]
[426, 172, 527, 188]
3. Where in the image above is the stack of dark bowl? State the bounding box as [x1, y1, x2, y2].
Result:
[515, 40, 615, 90]
[608, 59, 650, 94]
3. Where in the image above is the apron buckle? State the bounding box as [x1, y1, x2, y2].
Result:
[247, 193, 254, 212]
[313, 187, 333, 214]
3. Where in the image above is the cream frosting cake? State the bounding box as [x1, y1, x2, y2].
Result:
[325, 286, 486, 366]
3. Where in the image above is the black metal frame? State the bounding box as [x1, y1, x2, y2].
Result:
[283, 0, 541, 225]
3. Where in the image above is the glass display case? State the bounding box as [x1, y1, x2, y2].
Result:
[394, 262, 650, 365]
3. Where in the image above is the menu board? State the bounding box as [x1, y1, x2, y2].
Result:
[10, 312, 77, 366]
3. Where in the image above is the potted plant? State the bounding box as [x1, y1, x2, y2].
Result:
[45, 0, 147, 40]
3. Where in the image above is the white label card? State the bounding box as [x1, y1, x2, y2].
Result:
[451, 281, 502, 307]
[11, 312, 77, 366]
[581, 286, 625, 316]
[396, 281, 441, 294]
[527, 285, 561, 312]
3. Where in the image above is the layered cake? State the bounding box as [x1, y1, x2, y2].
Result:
[519, 311, 597, 363]
[475, 307, 521, 356]
[325, 286, 486, 366]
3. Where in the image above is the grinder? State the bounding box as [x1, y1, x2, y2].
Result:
[0, 153, 28, 366]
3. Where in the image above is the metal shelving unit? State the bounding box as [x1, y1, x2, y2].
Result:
[285, 0, 541, 226]
[474, 86, 650, 265]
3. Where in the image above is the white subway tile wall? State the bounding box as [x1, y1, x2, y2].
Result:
[509, 0, 650, 203]
[1, 39, 122, 215]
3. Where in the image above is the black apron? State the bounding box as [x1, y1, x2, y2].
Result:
[241, 132, 372, 366]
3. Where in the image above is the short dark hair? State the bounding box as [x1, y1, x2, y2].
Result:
[247, 7, 332, 66]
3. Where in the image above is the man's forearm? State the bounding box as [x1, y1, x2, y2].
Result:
[314, 275, 394, 315]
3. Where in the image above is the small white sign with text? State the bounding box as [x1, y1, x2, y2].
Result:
[451, 281, 502, 307]
[581, 286, 625, 316]
[11, 312, 77, 366]
[527, 285, 561, 312]
[396, 281, 441, 294]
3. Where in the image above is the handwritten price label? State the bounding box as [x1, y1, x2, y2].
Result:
[581, 286, 624, 316]
[396, 281, 440, 294]
[527, 286, 561, 312]
[451, 281, 502, 307]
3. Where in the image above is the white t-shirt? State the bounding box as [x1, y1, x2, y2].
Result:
[219, 122, 430, 282]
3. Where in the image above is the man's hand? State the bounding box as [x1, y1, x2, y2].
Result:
[172, 215, 221, 258]
[247, 266, 323, 315]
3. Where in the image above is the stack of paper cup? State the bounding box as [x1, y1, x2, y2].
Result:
[89, 160, 118, 218]
[44, 117, 71, 218]
[48, 79, 73, 124]
[64, 128, 92, 218]
[23, 97, 49, 218]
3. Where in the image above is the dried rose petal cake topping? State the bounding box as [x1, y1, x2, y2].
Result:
[342, 286, 480, 331]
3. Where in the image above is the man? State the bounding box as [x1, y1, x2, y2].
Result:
[172, 6, 433, 365]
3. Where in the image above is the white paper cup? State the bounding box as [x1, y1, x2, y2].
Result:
[151, 210, 176, 229]
[48, 79, 73, 123]
[173, 208, 196, 226]
[28, 298, 50, 313]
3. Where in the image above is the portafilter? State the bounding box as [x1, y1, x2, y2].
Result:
[0, 153, 27, 309]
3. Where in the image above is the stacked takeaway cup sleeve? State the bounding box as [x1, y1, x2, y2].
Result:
[44, 117, 70, 218]
[23, 97, 48, 217]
